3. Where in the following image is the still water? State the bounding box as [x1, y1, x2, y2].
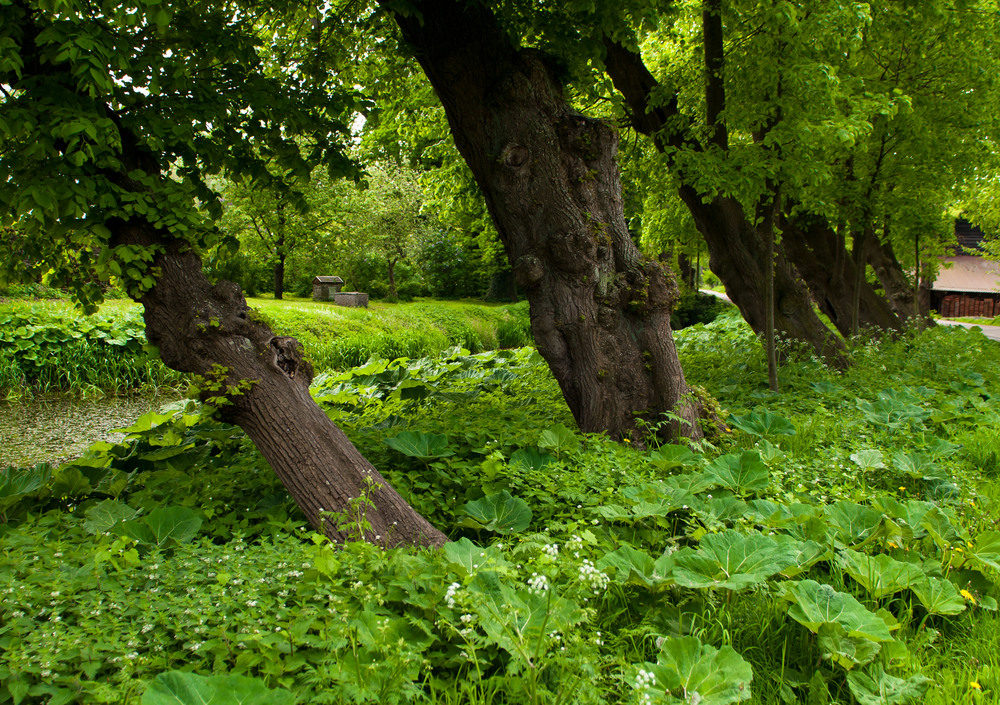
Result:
[0, 395, 179, 468]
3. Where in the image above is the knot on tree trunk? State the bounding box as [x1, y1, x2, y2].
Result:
[500, 143, 530, 169]
[514, 254, 545, 289]
[270, 336, 312, 384]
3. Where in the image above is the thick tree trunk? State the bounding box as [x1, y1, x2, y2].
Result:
[115, 227, 446, 548]
[780, 216, 903, 338]
[867, 234, 933, 325]
[602, 41, 845, 364]
[678, 190, 845, 362]
[273, 252, 285, 301]
[387, 0, 702, 441]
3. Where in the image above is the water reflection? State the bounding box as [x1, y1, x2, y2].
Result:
[0, 395, 182, 468]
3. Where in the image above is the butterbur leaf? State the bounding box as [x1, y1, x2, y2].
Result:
[509, 447, 553, 472]
[443, 537, 510, 576]
[384, 431, 455, 459]
[649, 444, 698, 469]
[142, 670, 294, 704]
[83, 500, 138, 534]
[669, 530, 798, 590]
[597, 545, 657, 585]
[638, 636, 753, 705]
[0, 465, 51, 499]
[970, 530, 1000, 573]
[727, 409, 796, 438]
[703, 452, 769, 496]
[824, 502, 884, 546]
[780, 580, 894, 643]
[463, 490, 531, 533]
[816, 623, 881, 669]
[846, 664, 930, 705]
[910, 577, 966, 616]
[838, 550, 925, 598]
[537, 424, 580, 455]
[850, 449, 886, 471]
[123, 506, 201, 546]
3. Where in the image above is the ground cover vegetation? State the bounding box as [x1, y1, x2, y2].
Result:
[3, 314, 1000, 703]
[0, 297, 531, 398]
[4, 0, 1000, 701]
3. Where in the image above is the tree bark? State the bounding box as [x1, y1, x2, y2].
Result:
[867, 232, 933, 325]
[779, 215, 903, 338]
[119, 230, 446, 548]
[386, 0, 702, 441]
[273, 251, 285, 301]
[602, 40, 846, 364]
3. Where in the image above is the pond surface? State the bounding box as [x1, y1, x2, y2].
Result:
[0, 394, 180, 468]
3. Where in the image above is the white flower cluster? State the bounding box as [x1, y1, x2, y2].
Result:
[445, 581, 461, 609]
[527, 573, 550, 594]
[566, 534, 584, 557]
[541, 543, 559, 559]
[578, 559, 610, 593]
[634, 668, 656, 705]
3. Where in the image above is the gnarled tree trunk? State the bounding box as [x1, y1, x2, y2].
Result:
[602, 40, 846, 364]
[387, 0, 702, 441]
[780, 215, 903, 338]
[116, 227, 445, 548]
[867, 233, 933, 325]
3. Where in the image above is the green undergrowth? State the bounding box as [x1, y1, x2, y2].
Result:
[3, 313, 1000, 704]
[0, 297, 530, 398]
[0, 301, 179, 398]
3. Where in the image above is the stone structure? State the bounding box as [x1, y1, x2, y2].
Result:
[311, 276, 369, 308]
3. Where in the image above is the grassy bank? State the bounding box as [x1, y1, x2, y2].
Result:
[0, 297, 531, 398]
[2, 313, 1000, 703]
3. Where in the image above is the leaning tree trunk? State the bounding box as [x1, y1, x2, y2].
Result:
[114, 226, 446, 548]
[386, 0, 702, 441]
[677, 190, 845, 362]
[867, 233, 933, 325]
[780, 215, 903, 338]
[601, 40, 845, 364]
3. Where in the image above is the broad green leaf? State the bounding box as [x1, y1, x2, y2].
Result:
[824, 502, 884, 546]
[780, 580, 894, 643]
[638, 636, 753, 705]
[850, 449, 886, 471]
[463, 490, 531, 533]
[727, 409, 796, 438]
[838, 550, 925, 598]
[509, 447, 554, 472]
[910, 578, 966, 616]
[970, 530, 1000, 573]
[384, 431, 455, 459]
[597, 545, 657, 585]
[442, 537, 509, 576]
[892, 451, 942, 480]
[703, 452, 769, 496]
[83, 500, 138, 534]
[670, 531, 799, 590]
[537, 424, 580, 455]
[141, 506, 202, 546]
[142, 671, 293, 704]
[649, 444, 698, 469]
[817, 623, 882, 669]
[0, 465, 51, 499]
[846, 664, 930, 705]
